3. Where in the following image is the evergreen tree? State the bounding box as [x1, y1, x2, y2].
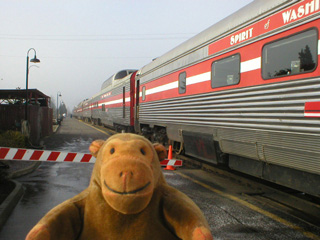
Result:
[299, 45, 315, 71]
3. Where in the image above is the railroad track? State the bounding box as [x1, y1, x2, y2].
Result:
[177, 154, 320, 227]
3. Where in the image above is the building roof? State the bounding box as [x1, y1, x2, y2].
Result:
[0, 89, 49, 99]
[0, 89, 50, 106]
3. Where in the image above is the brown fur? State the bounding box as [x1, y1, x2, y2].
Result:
[26, 133, 213, 240]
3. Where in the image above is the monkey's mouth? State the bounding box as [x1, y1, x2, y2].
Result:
[104, 180, 151, 195]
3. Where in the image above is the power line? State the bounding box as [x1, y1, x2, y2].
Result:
[0, 33, 195, 37]
[0, 33, 195, 41]
[0, 54, 155, 59]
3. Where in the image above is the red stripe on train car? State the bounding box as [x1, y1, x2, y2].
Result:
[305, 102, 320, 111]
[305, 101, 320, 117]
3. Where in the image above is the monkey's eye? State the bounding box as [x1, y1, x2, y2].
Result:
[140, 148, 146, 155]
[110, 148, 115, 154]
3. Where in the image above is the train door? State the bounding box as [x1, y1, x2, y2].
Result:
[135, 79, 140, 132]
[129, 71, 137, 130]
[122, 87, 125, 119]
[90, 102, 93, 121]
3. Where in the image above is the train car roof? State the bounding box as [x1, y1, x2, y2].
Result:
[138, 0, 297, 76]
[88, 70, 136, 101]
[101, 69, 137, 90]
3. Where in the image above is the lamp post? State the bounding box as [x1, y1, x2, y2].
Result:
[57, 91, 62, 122]
[25, 48, 40, 121]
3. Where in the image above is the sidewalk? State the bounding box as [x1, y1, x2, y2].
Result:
[0, 124, 60, 229]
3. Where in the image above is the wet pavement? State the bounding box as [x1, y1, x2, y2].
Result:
[0, 118, 319, 240]
[0, 118, 108, 240]
[165, 170, 320, 240]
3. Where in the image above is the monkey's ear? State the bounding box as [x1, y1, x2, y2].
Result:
[153, 143, 167, 162]
[89, 140, 105, 157]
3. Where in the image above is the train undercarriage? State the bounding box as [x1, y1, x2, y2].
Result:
[73, 116, 320, 198]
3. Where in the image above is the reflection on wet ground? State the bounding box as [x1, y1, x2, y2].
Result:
[0, 118, 108, 239]
[57, 137, 96, 153]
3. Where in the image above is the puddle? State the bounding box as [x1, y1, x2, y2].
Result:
[57, 137, 94, 153]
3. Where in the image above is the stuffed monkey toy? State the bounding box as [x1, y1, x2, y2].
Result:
[26, 133, 213, 240]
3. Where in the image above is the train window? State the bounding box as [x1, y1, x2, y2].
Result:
[211, 54, 240, 88]
[179, 72, 186, 94]
[115, 70, 128, 80]
[262, 29, 317, 79]
[142, 86, 146, 101]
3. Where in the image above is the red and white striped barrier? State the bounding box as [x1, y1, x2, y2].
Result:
[0, 146, 183, 167]
[160, 145, 183, 170]
[160, 159, 183, 167]
[0, 147, 95, 163]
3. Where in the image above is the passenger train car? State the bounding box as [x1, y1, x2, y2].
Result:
[73, 69, 137, 132]
[74, 0, 320, 197]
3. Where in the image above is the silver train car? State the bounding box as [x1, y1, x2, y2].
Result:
[73, 69, 137, 132]
[75, 0, 320, 197]
[135, 0, 320, 197]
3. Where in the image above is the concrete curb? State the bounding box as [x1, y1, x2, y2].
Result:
[0, 180, 24, 229]
[0, 125, 57, 230]
[0, 122, 61, 230]
[0, 158, 41, 229]
[8, 162, 41, 179]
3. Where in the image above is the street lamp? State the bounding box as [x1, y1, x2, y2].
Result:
[25, 48, 40, 121]
[57, 91, 62, 122]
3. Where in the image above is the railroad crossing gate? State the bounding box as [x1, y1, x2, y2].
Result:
[0, 147, 183, 168]
[0, 147, 95, 163]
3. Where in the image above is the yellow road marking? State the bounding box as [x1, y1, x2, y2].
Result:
[79, 121, 112, 136]
[176, 171, 320, 240]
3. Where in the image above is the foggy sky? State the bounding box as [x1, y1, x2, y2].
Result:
[0, 0, 252, 111]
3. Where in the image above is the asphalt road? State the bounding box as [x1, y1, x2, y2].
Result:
[0, 118, 319, 240]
